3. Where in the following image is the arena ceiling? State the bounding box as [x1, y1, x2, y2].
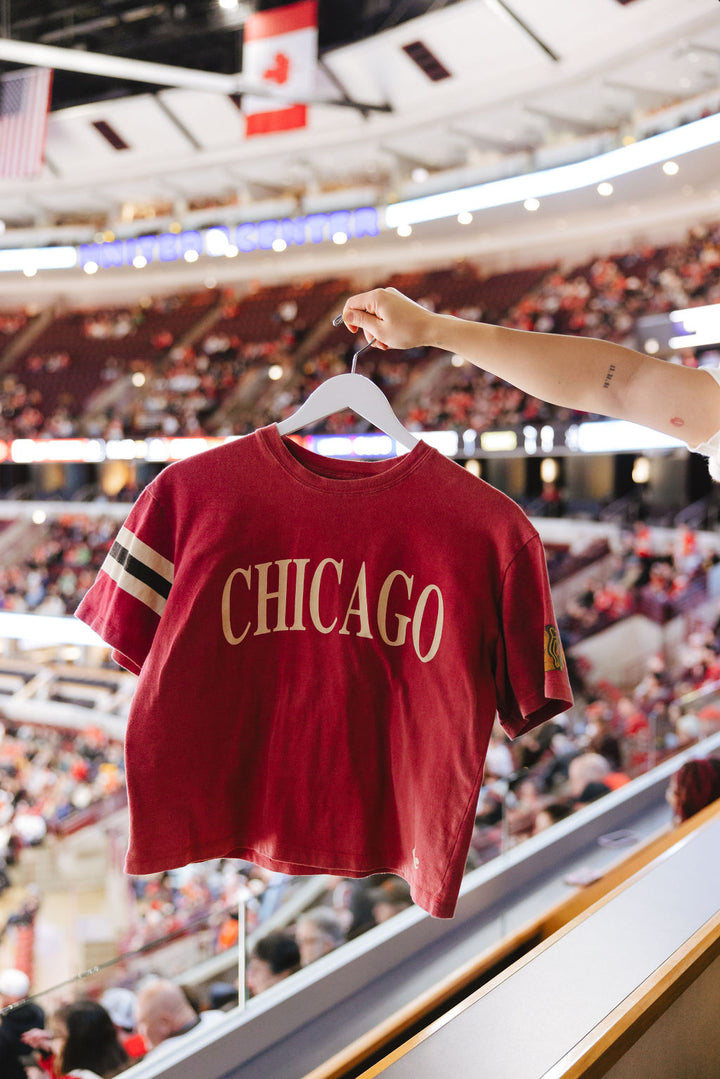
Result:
[2, 0, 459, 111]
[0, 0, 719, 295]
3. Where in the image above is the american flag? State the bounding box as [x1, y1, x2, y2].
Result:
[0, 67, 53, 180]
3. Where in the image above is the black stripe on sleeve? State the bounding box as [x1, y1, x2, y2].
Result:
[110, 540, 172, 600]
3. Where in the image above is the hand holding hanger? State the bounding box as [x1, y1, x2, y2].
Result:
[276, 313, 418, 451]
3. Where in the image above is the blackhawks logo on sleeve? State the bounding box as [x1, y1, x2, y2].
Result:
[544, 625, 565, 672]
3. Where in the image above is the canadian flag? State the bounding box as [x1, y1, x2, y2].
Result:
[242, 0, 318, 137]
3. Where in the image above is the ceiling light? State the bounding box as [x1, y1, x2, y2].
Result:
[663, 160, 679, 175]
[464, 460, 481, 478]
[632, 456, 651, 485]
[83, 261, 99, 274]
[0, 220, 5, 235]
[132, 372, 146, 387]
[23, 266, 37, 277]
[644, 338, 660, 354]
[457, 211, 473, 224]
[32, 510, 47, 524]
[385, 111, 720, 228]
[132, 254, 147, 268]
[540, 458, 558, 484]
[218, 0, 239, 9]
[268, 364, 283, 381]
[396, 224, 412, 237]
[184, 249, 199, 262]
[597, 182, 613, 197]
[412, 167, 429, 183]
[332, 232, 348, 245]
[225, 244, 239, 258]
[204, 277, 217, 289]
[272, 238, 287, 252]
[524, 198, 540, 211]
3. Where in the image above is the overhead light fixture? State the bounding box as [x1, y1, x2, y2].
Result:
[184, 249, 199, 262]
[540, 458, 558, 484]
[669, 302, 720, 350]
[632, 456, 651, 485]
[83, 261, 99, 274]
[457, 211, 473, 224]
[597, 182, 613, 196]
[397, 224, 412, 237]
[132, 254, 147, 268]
[272, 238, 288, 252]
[0, 246, 77, 272]
[524, 198, 540, 211]
[332, 232, 348, 245]
[663, 160, 680, 175]
[385, 110, 720, 227]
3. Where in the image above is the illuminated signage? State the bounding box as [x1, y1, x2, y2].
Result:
[77, 207, 380, 271]
[669, 302, 720, 351]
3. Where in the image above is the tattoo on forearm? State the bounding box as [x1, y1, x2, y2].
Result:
[602, 364, 616, 389]
[670, 416, 685, 427]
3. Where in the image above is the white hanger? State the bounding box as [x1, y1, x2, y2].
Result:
[276, 323, 419, 451]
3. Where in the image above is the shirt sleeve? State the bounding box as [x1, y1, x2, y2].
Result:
[686, 368, 720, 482]
[494, 532, 573, 739]
[75, 485, 174, 674]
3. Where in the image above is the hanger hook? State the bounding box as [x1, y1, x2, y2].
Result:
[351, 337, 376, 374]
[332, 312, 375, 374]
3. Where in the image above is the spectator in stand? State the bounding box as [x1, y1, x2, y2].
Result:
[24, 999, 128, 1079]
[568, 753, 612, 805]
[99, 989, 146, 1061]
[135, 979, 224, 1060]
[0, 968, 45, 1079]
[367, 878, 413, 923]
[533, 803, 573, 833]
[295, 909, 346, 967]
[246, 931, 301, 997]
[666, 757, 720, 823]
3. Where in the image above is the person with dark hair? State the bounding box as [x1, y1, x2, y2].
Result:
[25, 999, 128, 1078]
[667, 757, 720, 823]
[533, 802, 574, 833]
[246, 931, 301, 997]
[0, 968, 45, 1079]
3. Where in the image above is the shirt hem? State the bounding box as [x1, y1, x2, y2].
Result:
[126, 840, 457, 919]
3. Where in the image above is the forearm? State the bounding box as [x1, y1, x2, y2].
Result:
[342, 288, 720, 445]
[425, 315, 640, 419]
[425, 314, 717, 444]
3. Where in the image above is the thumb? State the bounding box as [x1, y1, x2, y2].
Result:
[343, 307, 385, 344]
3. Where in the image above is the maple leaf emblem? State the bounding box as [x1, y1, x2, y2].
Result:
[264, 52, 291, 85]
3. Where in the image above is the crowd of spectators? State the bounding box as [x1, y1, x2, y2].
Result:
[0, 517, 115, 617]
[0, 719, 125, 880]
[558, 523, 720, 644]
[0, 220, 719, 445]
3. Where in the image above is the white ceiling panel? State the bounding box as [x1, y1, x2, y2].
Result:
[324, 0, 545, 113]
[45, 94, 197, 177]
[157, 89, 247, 151]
